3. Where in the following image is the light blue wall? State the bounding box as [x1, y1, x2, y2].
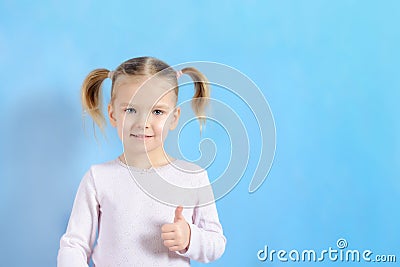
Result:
[0, 1, 399, 266]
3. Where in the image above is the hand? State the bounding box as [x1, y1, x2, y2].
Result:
[161, 206, 191, 253]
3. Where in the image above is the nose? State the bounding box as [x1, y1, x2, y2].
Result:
[133, 112, 151, 129]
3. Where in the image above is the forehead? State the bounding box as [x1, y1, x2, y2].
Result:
[113, 75, 177, 106]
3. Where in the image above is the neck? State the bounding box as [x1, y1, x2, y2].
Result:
[119, 147, 175, 169]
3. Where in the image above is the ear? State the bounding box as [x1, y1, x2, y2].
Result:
[169, 107, 181, 130]
[108, 103, 117, 127]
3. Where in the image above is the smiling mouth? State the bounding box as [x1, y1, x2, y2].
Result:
[130, 134, 154, 139]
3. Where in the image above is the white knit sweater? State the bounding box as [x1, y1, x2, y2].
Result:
[57, 158, 226, 266]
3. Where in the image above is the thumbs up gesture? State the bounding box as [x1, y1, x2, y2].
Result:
[161, 206, 191, 253]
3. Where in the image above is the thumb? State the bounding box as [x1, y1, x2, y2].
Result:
[174, 205, 184, 223]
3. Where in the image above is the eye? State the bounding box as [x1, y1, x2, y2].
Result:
[124, 108, 136, 114]
[153, 109, 164, 115]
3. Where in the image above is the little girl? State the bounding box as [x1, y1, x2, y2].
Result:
[57, 57, 226, 266]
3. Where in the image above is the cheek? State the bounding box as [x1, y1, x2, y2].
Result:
[154, 117, 171, 135]
[117, 122, 124, 139]
[155, 120, 167, 134]
[117, 114, 130, 137]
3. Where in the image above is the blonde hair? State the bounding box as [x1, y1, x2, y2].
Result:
[81, 57, 210, 137]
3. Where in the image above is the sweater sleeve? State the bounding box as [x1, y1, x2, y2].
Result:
[176, 171, 227, 263]
[57, 169, 99, 267]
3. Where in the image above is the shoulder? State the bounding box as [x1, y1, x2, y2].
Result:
[83, 158, 122, 184]
[78, 158, 125, 195]
[172, 159, 211, 186]
[173, 159, 206, 173]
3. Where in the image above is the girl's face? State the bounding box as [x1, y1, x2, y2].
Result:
[107, 75, 180, 157]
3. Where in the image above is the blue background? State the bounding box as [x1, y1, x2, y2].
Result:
[1, 1, 399, 266]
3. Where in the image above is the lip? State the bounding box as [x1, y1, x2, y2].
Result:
[130, 134, 154, 140]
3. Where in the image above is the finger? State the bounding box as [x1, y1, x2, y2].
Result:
[161, 223, 176, 233]
[161, 232, 175, 241]
[174, 205, 184, 223]
[168, 245, 183, 252]
[163, 239, 178, 248]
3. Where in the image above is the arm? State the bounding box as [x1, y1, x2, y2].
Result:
[177, 171, 227, 263]
[57, 169, 99, 267]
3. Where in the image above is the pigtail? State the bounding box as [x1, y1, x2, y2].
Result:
[180, 67, 210, 134]
[81, 68, 110, 136]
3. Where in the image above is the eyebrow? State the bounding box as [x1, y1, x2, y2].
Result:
[119, 102, 133, 107]
[119, 103, 172, 109]
[153, 104, 172, 110]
